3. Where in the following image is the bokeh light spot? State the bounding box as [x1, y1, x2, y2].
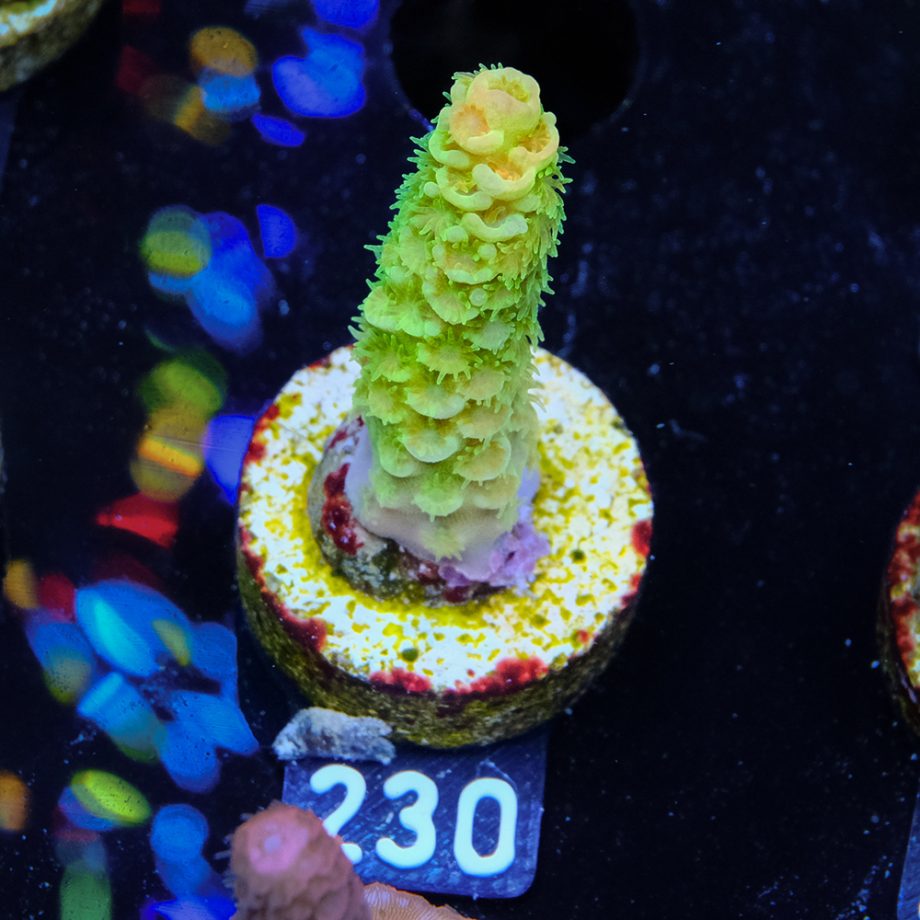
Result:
[313, 0, 379, 29]
[155, 721, 221, 794]
[141, 207, 275, 353]
[0, 772, 29, 832]
[75, 580, 189, 677]
[187, 270, 261, 352]
[140, 207, 212, 280]
[131, 407, 207, 502]
[116, 45, 157, 95]
[151, 804, 209, 862]
[145, 896, 236, 920]
[3, 558, 38, 610]
[189, 27, 258, 77]
[203, 414, 256, 502]
[256, 204, 297, 259]
[68, 771, 151, 829]
[167, 691, 258, 756]
[152, 619, 192, 666]
[122, 0, 161, 21]
[96, 493, 180, 549]
[272, 29, 366, 118]
[251, 113, 305, 147]
[142, 75, 231, 146]
[60, 864, 112, 920]
[26, 619, 98, 703]
[77, 673, 161, 761]
[138, 351, 227, 418]
[38, 572, 76, 619]
[199, 72, 261, 119]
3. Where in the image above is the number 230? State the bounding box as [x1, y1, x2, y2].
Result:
[308, 764, 518, 877]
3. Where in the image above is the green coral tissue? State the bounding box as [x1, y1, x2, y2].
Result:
[349, 65, 568, 560]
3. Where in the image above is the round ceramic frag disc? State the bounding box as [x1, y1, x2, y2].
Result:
[238, 347, 653, 747]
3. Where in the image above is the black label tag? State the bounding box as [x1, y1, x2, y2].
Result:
[282, 728, 548, 898]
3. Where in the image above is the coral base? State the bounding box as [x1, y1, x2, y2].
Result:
[237, 347, 653, 747]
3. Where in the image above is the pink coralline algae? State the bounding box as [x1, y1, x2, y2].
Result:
[230, 803, 368, 920]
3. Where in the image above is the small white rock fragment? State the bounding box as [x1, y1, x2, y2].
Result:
[273, 707, 395, 764]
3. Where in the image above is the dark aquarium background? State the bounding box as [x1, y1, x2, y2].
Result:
[3, 0, 920, 916]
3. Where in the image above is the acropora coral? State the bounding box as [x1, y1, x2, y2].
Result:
[349, 65, 567, 560]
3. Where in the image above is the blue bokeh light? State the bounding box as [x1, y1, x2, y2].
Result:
[28, 579, 256, 793]
[155, 720, 221, 794]
[256, 204, 297, 259]
[199, 71, 261, 118]
[58, 788, 117, 833]
[273, 30, 366, 118]
[167, 691, 258, 756]
[251, 113, 305, 147]
[312, 0, 379, 29]
[25, 619, 98, 702]
[150, 804, 224, 899]
[145, 896, 236, 920]
[77, 673, 162, 761]
[187, 268, 262, 353]
[203, 414, 256, 503]
[189, 620, 240, 686]
[75, 581, 190, 677]
[142, 208, 276, 353]
[151, 804, 208, 862]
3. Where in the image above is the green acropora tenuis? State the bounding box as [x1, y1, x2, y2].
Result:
[349, 65, 567, 560]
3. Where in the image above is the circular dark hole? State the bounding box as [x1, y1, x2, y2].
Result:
[389, 0, 640, 138]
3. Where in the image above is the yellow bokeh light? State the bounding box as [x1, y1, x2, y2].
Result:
[189, 26, 258, 77]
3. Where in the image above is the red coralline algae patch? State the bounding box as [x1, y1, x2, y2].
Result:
[285, 616, 328, 653]
[415, 561, 441, 585]
[631, 519, 652, 557]
[245, 437, 267, 464]
[239, 525, 264, 578]
[620, 571, 643, 608]
[370, 669, 432, 694]
[245, 404, 281, 465]
[451, 656, 549, 696]
[321, 463, 363, 556]
[443, 586, 471, 605]
[328, 416, 363, 450]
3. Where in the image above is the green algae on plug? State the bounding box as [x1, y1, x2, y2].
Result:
[350, 65, 569, 560]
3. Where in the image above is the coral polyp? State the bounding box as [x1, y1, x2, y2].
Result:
[349, 65, 567, 561]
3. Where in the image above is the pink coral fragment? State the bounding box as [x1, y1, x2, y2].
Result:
[231, 803, 368, 920]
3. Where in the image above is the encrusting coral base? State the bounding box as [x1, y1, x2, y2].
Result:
[237, 347, 652, 747]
